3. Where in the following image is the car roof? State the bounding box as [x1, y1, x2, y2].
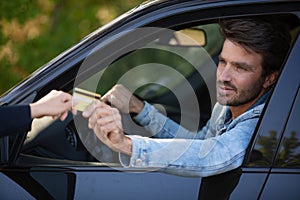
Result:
[82, 0, 297, 41]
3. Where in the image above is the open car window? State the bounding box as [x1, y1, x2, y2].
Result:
[19, 14, 299, 167]
[20, 22, 222, 165]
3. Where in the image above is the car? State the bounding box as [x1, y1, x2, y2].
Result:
[1, 0, 300, 199]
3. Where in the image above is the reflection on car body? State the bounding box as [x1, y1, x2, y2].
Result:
[1, 0, 300, 199]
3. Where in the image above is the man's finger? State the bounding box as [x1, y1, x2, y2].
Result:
[82, 100, 100, 118]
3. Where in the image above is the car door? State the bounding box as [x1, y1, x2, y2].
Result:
[1, 1, 300, 200]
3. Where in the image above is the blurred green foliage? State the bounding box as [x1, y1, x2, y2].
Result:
[0, 0, 145, 95]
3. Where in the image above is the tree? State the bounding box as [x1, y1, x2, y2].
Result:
[0, 0, 145, 95]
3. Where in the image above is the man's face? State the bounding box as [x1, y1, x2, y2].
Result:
[216, 39, 266, 107]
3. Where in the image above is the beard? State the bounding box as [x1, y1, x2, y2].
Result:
[216, 78, 265, 106]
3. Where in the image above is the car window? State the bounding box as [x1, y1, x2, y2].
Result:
[20, 14, 299, 168]
[274, 87, 300, 168]
[247, 89, 300, 167]
[21, 22, 222, 165]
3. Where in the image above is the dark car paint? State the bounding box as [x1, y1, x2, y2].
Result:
[1, 0, 300, 199]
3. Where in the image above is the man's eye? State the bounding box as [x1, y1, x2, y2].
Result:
[236, 66, 246, 71]
[218, 60, 226, 66]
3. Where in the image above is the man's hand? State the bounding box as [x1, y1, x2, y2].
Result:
[101, 84, 144, 114]
[82, 101, 132, 155]
[30, 90, 73, 121]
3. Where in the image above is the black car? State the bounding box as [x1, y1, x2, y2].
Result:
[1, 0, 300, 199]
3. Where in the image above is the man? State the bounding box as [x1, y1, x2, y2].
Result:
[0, 90, 73, 137]
[83, 16, 290, 177]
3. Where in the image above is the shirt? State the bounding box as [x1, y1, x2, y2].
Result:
[120, 92, 269, 177]
[0, 105, 32, 137]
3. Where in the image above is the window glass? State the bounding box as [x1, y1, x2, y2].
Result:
[275, 87, 300, 167]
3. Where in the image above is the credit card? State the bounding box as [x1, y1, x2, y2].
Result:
[72, 88, 101, 111]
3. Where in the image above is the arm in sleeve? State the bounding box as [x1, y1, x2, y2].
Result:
[134, 101, 208, 139]
[0, 105, 32, 137]
[121, 117, 258, 177]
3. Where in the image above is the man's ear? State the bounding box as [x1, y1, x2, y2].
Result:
[263, 71, 279, 89]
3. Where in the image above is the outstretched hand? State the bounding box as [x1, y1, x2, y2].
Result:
[82, 100, 132, 155]
[30, 90, 73, 121]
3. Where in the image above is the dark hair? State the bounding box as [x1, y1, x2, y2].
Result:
[219, 16, 292, 77]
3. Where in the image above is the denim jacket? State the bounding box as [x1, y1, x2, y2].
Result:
[120, 93, 268, 177]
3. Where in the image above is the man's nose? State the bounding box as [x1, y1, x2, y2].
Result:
[218, 66, 233, 82]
